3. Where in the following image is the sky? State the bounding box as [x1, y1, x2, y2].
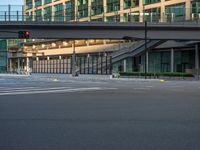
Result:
[0, 0, 23, 5]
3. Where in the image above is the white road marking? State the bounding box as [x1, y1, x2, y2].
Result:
[0, 87, 117, 96]
[133, 88, 151, 90]
[0, 87, 71, 92]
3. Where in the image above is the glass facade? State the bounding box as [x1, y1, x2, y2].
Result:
[65, 0, 75, 21]
[0, 40, 7, 72]
[35, 0, 42, 7]
[106, 15, 120, 22]
[54, 3, 64, 21]
[44, 0, 52, 4]
[44, 6, 52, 21]
[144, 0, 160, 5]
[145, 7, 160, 22]
[107, 0, 120, 13]
[91, 0, 103, 16]
[191, 1, 200, 20]
[78, 0, 88, 18]
[165, 3, 185, 22]
[26, 0, 33, 10]
[35, 9, 42, 21]
[174, 50, 195, 72]
[148, 51, 170, 73]
[124, 0, 139, 9]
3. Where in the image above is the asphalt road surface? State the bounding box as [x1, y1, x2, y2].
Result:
[0, 75, 200, 150]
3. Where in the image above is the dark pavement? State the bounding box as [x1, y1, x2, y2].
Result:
[0, 76, 200, 150]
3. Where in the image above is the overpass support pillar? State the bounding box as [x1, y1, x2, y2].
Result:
[195, 44, 199, 79]
[9, 59, 13, 72]
[123, 59, 127, 72]
[171, 48, 174, 72]
[26, 57, 30, 74]
[146, 51, 149, 73]
[17, 58, 20, 73]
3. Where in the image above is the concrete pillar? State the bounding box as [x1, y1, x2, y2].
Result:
[139, 0, 144, 22]
[88, 0, 91, 21]
[17, 58, 20, 73]
[120, 0, 124, 22]
[26, 57, 30, 72]
[146, 51, 149, 73]
[185, 0, 191, 20]
[171, 48, 174, 72]
[9, 59, 12, 72]
[103, 0, 107, 22]
[160, 0, 165, 22]
[123, 59, 127, 72]
[195, 44, 199, 78]
[76, 0, 79, 21]
[72, 41, 76, 76]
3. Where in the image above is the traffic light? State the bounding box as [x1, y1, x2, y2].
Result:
[18, 31, 30, 39]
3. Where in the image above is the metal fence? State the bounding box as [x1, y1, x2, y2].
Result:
[32, 55, 112, 75]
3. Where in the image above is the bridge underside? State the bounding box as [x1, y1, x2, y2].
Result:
[0, 22, 200, 40]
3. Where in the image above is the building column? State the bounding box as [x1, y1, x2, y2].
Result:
[146, 51, 149, 73]
[26, 57, 30, 73]
[195, 44, 199, 78]
[103, 0, 107, 22]
[75, 0, 78, 21]
[185, 0, 191, 20]
[120, 0, 124, 22]
[123, 59, 127, 72]
[9, 59, 13, 72]
[17, 58, 20, 73]
[171, 48, 174, 72]
[139, 0, 144, 22]
[160, 0, 165, 22]
[88, 0, 91, 21]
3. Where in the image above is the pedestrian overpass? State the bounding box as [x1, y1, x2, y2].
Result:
[0, 21, 200, 40]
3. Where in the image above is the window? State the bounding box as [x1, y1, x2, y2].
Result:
[91, 0, 103, 16]
[26, 0, 32, 10]
[145, 7, 160, 22]
[44, 0, 52, 4]
[35, 9, 42, 21]
[78, 0, 88, 18]
[44, 6, 52, 21]
[35, 0, 42, 7]
[54, 3, 64, 21]
[165, 3, 185, 22]
[191, 1, 200, 20]
[65, 0, 75, 21]
[124, 0, 139, 9]
[106, 15, 120, 22]
[143, 0, 160, 5]
[107, 0, 120, 13]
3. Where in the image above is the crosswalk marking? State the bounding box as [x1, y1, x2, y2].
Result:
[0, 87, 117, 96]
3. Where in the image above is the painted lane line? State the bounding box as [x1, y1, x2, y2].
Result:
[0, 87, 117, 96]
[0, 87, 37, 90]
[0, 87, 72, 93]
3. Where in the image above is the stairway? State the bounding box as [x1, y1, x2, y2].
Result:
[111, 40, 166, 64]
